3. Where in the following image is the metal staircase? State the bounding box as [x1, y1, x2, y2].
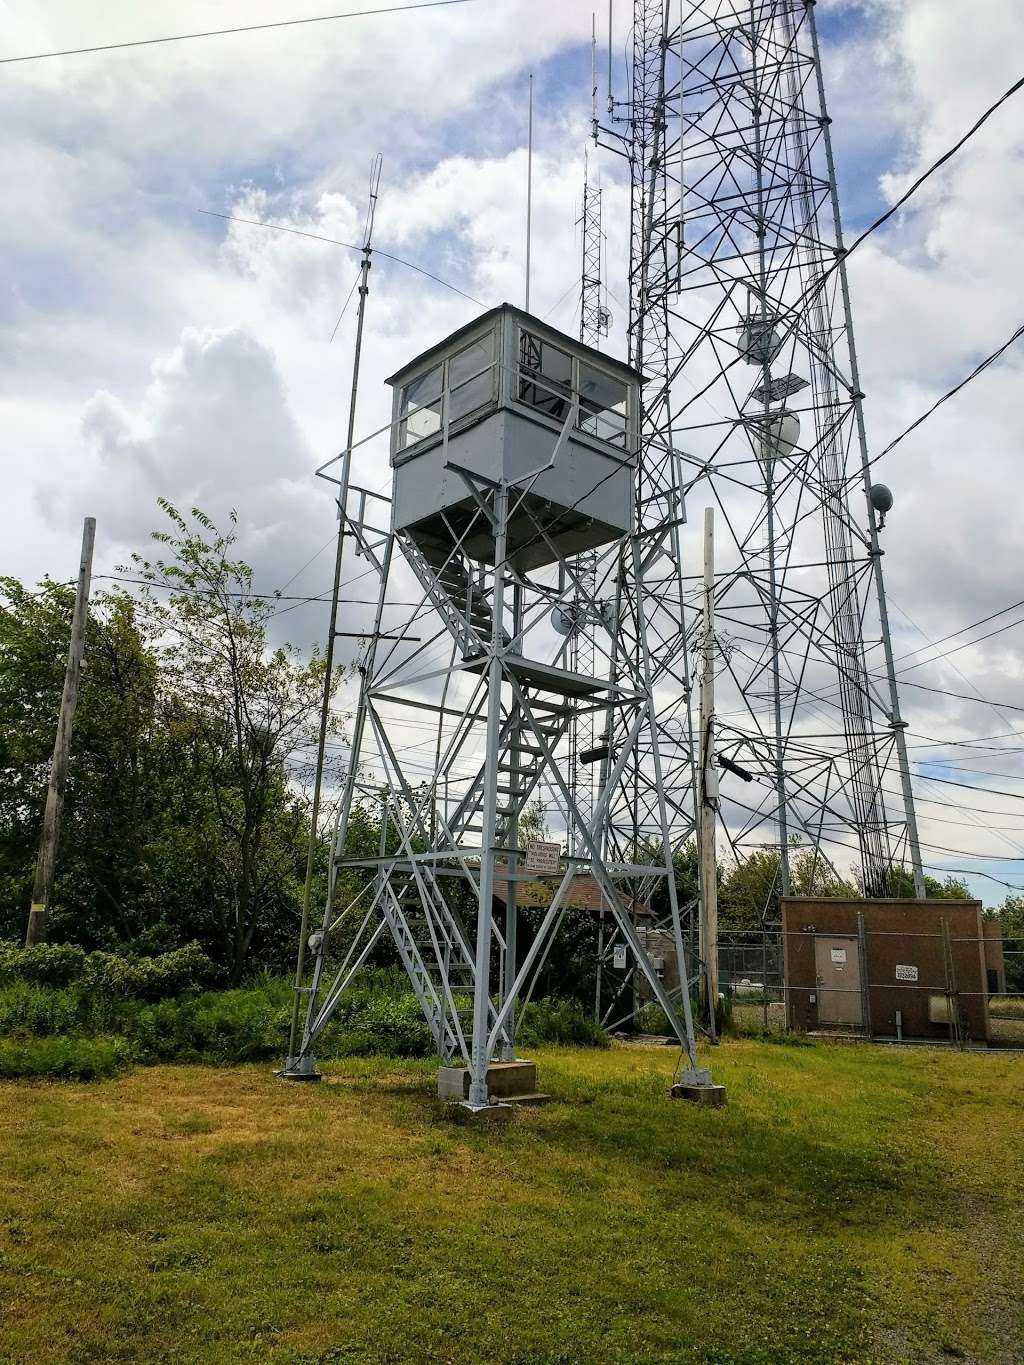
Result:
[402, 533, 495, 655]
[379, 865, 514, 1063]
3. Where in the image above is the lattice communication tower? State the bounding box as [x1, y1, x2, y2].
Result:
[592, 0, 924, 908]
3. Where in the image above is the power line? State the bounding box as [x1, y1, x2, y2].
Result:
[907, 771, 1024, 802]
[841, 73, 1024, 266]
[897, 615, 1024, 677]
[864, 321, 1024, 475]
[914, 762, 1024, 785]
[0, 0, 477, 65]
[197, 209, 488, 307]
[893, 597, 1024, 666]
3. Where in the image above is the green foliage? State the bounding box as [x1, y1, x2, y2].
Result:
[0, 503, 344, 980]
[886, 866, 971, 900]
[989, 896, 1024, 991]
[0, 969, 609, 1066]
[0, 982, 86, 1036]
[0, 939, 215, 999]
[635, 994, 732, 1038]
[0, 971, 436, 1066]
[635, 1000, 672, 1035]
[0, 940, 86, 987]
[516, 998, 609, 1048]
[0, 1034, 129, 1080]
[516, 799, 550, 847]
[78, 941, 217, 999]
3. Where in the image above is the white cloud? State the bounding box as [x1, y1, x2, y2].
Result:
[3, 0, 1024, 894]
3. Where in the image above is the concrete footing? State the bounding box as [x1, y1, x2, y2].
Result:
[438, 1059, 548, 1106]
[670, 1082, 728, 1107]
[454, 1101, 514, 1125]
[277, 1055, 322, 1082]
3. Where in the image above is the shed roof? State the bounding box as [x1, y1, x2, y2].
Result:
[385, 301, 646, 388]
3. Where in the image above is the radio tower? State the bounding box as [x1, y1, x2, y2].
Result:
[569, 157, 607, 852]
[592, 0, 924, 902]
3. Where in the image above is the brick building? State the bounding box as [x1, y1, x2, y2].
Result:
[782, 897, 1004, 1044]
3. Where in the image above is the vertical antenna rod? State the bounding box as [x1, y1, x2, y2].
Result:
[288, 154, 382, 1065]
[525, 73, 534, 312]
[698, 507, 719, 1026]
[591, 13, 597, 129]
[607, 0, 614, 113]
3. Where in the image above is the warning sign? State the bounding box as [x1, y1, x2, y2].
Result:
[613, 944, 628, 970]
[830, 947, 847, 965]
[525, 840, 561, 875]
[895, 964, 919, 982]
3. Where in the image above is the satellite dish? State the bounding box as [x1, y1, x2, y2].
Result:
[551, 603, 584, 636]
[869, 484, 893, 514]
[870, 483, 894, 530]
[751, 409, 800, 464]
[737, 315, 782, 366]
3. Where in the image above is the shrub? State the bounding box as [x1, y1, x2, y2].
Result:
[0, 940, 86, 988]
[0, 1035, 130, 1080]
[0, 939, 216, 999]
[635, 1002, 672, 1035]
[0, 982, 86, 1036]
[517, 998, 609, 1048]
[79, 941, 216, 1000]
[635, 996, 733, 1038]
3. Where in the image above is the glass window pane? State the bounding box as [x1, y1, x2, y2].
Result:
[518, 330, 571, 421]
[577, 361, 628, 448]
[448, 332, 495, 423]
[400, 364, 443, 448]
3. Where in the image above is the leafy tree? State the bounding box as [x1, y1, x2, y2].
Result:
[517, 800, 550, 847]
[0, 578, 165, 943]
[128, 502, 344, 981]
[884, 866, 970, 900]
[0, 502, 346, 981]
[989, 896, 1024, 992]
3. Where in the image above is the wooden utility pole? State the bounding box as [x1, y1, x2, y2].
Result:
[25, 517, 96, 947]
[698, 506, 719, 1021]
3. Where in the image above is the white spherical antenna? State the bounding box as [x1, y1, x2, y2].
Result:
[870, 483, 893, 514]
[551, 603, 584, 636]
[738, 316, 782, 366]
[752, 409, 800, 464]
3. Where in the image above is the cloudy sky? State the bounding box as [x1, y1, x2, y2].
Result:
[3, 0, 1024, 901]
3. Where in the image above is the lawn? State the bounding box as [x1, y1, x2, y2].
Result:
[0, 1041, 1021, 1365]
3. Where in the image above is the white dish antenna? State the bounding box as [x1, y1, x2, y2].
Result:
[737, 315, 782, 366]
[750, 409, 800, 464]
[551, 603, 585, 636]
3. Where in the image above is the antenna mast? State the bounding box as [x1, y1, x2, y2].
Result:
[589, 0, 924, 938]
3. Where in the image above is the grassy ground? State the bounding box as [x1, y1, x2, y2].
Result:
[0, 1041, 1021, 1365]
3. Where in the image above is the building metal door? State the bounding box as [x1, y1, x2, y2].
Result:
[814, 935, 863, 1026]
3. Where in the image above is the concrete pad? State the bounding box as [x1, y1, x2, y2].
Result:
[670, 1082, 727, 1107]
[276, 1056, 322, 1082]
[452, 1102, 514, 1125]
[437, 1059, 538, 1101]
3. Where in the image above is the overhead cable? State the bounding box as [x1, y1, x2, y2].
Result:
[0, 0, 477, 65]
[197, 209, 488, 307]
[863, 321, 1024, 475]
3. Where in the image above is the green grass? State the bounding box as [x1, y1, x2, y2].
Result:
[989, 994, 1024, 1019]
[0, 1040, 1021, 1363]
